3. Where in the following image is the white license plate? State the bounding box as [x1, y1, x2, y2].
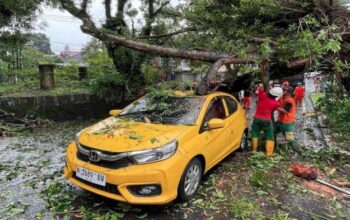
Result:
[76, 167, 106, 186]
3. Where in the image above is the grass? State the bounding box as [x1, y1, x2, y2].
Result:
[313, 94, 350, 152]
[0, 82, 93, 97]
[40, 182, 77, 213]
[310, 93, 325, 105]
[228, 197, 262, 219]
[249, 171, 272, 191]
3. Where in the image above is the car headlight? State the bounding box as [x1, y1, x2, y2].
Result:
[128, 140, 178, 164]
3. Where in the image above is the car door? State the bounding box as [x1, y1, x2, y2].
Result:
[199, 96, 230, 169]
[222, 96, 244, 153]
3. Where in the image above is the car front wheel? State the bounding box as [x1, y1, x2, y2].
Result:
[178, 158, 203, 202]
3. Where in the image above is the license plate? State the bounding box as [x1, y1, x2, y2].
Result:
[76, 167, 106, 186]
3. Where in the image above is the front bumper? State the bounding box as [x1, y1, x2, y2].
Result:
[64, 142, 186, 205]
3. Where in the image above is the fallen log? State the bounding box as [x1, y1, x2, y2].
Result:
[0, 108, 31, 125]
[0, 108, 36, 136]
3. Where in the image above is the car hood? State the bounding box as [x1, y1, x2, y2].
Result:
[78, 117, 193, 152]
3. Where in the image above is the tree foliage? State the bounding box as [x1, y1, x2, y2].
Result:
[81, 38, 125, 93]
[0, 0, 42, 30]
[28, 33, 52, 54]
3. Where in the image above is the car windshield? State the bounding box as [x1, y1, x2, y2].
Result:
[119, 94, 206, 125]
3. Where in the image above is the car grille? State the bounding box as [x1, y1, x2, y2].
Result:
[73, 172, 120, 195]
[76, 144, 132, 169]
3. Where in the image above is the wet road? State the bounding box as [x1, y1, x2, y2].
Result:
[0, 122, 87, 219]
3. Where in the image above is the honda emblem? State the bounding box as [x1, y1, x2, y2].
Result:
[89, 150, 100, 162]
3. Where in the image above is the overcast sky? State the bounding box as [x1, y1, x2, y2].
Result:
[37, 0, 180, 54]
[37, 1, 117, 54]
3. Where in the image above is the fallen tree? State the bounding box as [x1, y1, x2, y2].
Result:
[59, 0, 350, 95]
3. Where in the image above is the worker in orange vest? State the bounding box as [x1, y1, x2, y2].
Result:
[276, 86, 299, 149]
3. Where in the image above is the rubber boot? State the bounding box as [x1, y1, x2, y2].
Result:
[265, 140, 275, 157]
[252, 138, 258, 152]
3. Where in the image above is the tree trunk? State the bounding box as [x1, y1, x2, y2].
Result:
[258, 60, 270, 89]
[197, 59, 228, 95]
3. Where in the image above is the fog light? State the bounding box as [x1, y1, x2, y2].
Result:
[128, 185, 161, 196]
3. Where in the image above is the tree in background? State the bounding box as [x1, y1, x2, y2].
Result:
[0, 0, 42, 30]
[60, 0, 350, 95]
[81, 38, 104, 60]
[59, 0, 180, 95]
[28, 33, 52, 54]
[0, 1, 56, 70]
[0, 31, 28, 70]
[81, 38, 125, 93]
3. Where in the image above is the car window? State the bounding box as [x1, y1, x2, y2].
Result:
[224, 96, 238, 116]
[202, 97, 226, 128]
[119, 94, 206, 125]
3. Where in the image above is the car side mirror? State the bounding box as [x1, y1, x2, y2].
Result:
[109, 109, 122, 116]
[208, 118, 225, 130]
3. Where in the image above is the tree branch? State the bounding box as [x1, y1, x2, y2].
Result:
[117, 0, 127, 17]
[105, 0, 111, 19]
[281, 6, 305, 14]
[97, 30, 255, 63]
[248, 37, 277, 46]
[197, 59, 228, 95]
[287, 57, 311, 68]
[138, 28, 196, 39]
[61, 0, 252, 63]
[81, 0, 89, 11]
[154, 0, 170, 17]
[61, 0, 96, 30]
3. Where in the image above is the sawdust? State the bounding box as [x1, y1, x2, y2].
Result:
[304, 180, 340, 196]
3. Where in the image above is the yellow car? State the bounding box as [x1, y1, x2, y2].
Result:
[64, 91, 248, 205]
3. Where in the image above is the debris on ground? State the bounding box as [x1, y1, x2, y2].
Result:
[302, 112, 317, 117]
[0, 109, 37, 136]
[1, 120, 350, 219]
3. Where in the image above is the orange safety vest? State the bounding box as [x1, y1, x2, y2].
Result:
[278, 96, 296, 123]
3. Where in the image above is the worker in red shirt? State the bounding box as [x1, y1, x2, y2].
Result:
[251, 86, 286, 156]
[294, 82, 305, 107]
[242, 89, 252, 109]
[276, 86, 299, 150]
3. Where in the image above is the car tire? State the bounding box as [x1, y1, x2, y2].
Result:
[239, 130, 249, 151]
[178, 158, 203, 202]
